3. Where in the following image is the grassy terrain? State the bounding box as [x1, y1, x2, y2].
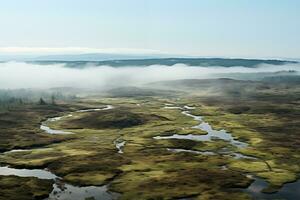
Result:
[0, 176, 53, 200]
[0, 104, 73, 152]
[0, 78, 299, 199]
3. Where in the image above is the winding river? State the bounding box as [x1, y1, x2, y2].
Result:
[155, 104, 300, 200]
[154, 104, 250, 159]
[0, 103, 299, 200]
[0, 105, 119, 200]
[155, 105, 247, 148]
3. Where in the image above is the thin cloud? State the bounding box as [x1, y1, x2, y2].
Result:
[0, 62, 298, 89]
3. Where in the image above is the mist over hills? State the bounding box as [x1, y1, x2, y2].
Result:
[0, 57, 299, 90]
[28, 57, 298, 68]
[1, 52, 297, 68]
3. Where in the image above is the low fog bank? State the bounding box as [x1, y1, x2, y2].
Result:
[0, 62, 299, 89]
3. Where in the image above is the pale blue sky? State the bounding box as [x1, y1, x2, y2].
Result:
[0, 0, 299, 58]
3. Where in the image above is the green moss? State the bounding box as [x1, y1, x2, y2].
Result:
[2, 92, 300, 199]
[111, 167, 251, 200]
[0, 175, 53, 200]
[64, 171, 115, 186]
[178, 128, 207, 135]
[0, 104, 73, 152]
[228, 160, 269, 172]
[257, 170, 297, 186]
[237, 147, 269, 159]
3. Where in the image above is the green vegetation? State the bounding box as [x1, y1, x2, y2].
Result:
[0, 77, 299, 199]
[58, 108, 167, 129]
[0, 176, 53, 200]
[0, 104, 73, 152]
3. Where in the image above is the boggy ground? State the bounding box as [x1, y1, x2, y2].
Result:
[0, 79, 299, 200]
[0, 104, 71, 152]
[0, 101, 108, 152]
[0, 175, 53, 200]
[162, 79, 300, 193]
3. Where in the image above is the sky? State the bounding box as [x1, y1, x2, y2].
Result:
[0, 0, 300, 58]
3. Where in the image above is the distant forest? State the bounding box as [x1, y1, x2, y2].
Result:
[29, 57, 297, 68]
[0, 89, 76, 111]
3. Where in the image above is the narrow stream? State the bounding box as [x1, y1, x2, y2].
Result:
[40, 124, 73, 135]
[40, 105, 114, 135]
[166, 148, 216, 156]
[1, 103, 299, 200]
[114, 138, 126, 154]
[0, 105, 119, 200]
[165, 147, 256, 160]
[75, 105, 114, 113]
[155, 105, 247, 148]
[155, 104, 299, 200]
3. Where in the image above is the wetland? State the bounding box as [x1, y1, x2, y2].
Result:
[0, 74, 299, 200]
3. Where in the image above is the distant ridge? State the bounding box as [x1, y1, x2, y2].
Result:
[34, 53, 171, 61]
[28, 57, 298, 68]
